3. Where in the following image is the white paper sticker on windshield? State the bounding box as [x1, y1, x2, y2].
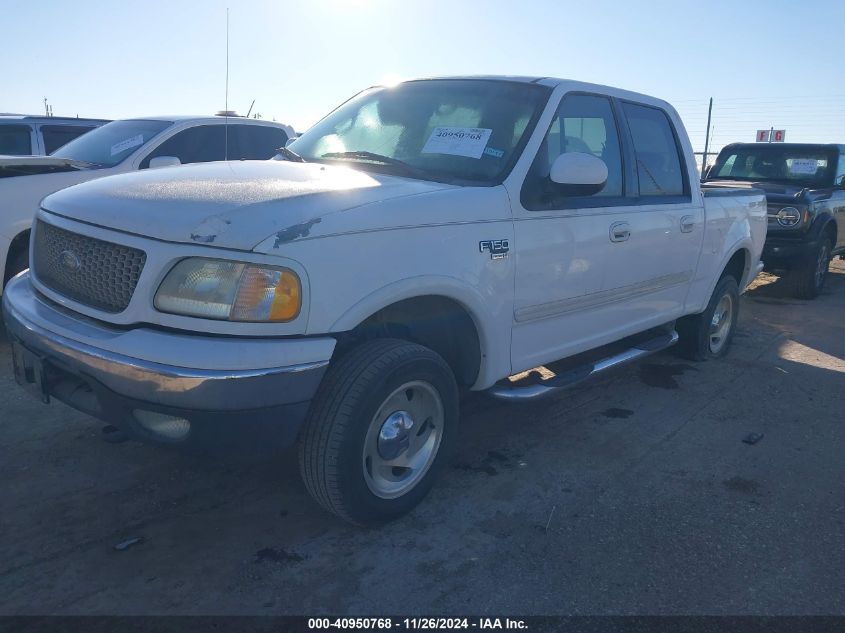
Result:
[422, 127, 492, 159]
[110, 134, 145, 156]
[789, 158, 819, 175]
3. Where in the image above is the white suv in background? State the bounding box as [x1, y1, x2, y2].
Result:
[0, 115, 110, 156]
[0, 115, 295, 290]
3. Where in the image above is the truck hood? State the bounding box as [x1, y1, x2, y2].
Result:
[42, 160, 453, 251]
[0, 155, 96, 179]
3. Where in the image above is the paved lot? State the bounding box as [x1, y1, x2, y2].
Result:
[2, 262, 844, 615]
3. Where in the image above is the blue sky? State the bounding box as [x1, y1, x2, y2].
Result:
[4, 0, 844, 154]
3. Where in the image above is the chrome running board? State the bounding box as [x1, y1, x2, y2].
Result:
[487, 330, 679, 402]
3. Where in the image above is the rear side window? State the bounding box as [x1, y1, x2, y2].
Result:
[141, 125, 226, 168]
[41, 125, 97, 154]
[621, 102, 686, 197]
[233, 125, 289, 160]
[0, 125, 33, 155]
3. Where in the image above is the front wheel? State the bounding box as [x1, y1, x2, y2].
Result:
[298, 338, 458, 526]
[791, 236, 832, 300]
[676, 275, 740, 361]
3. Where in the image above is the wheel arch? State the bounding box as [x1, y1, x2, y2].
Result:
[328, 276, 500, 389]
[3, 229, 31, 286]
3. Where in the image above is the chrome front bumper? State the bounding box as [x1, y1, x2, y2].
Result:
[2, 273, 334, 450]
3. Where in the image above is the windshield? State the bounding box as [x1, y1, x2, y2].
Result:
[52, 119, 172, 167]
[287, 79, 551, 185]
[710, 145, 837, 187]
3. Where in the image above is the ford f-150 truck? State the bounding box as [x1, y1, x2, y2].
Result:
[704, 143, 845, 299]
[2, 77, 766, 525]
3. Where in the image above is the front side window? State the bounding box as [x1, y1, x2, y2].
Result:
[41, 125, 97, 154]
[622, 102, 686, 197]
[52, 119, 172, 167]
[0, 125, 33, 155]
[288, 79, 551, 185]
[522, 93, 624, 209]
[141, 125, 227, 168]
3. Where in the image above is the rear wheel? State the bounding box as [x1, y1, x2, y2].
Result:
[677, 275, 740, 361]
[298, 338, 458, 525]
[791, 236, 832, 300]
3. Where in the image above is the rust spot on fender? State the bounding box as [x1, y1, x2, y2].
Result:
[273, 217, 321, 248]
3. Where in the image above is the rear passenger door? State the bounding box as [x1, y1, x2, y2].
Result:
[604, 101, 704, 322]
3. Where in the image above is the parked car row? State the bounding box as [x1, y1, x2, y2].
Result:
[0, 114, 109, 156]
[0, 115, 295, 288]
[0, 75, 836, 525]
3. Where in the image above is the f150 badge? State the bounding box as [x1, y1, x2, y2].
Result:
[479, 239, 509, 260]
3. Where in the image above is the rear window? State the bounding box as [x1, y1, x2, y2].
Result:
[0, 124, 33, 155]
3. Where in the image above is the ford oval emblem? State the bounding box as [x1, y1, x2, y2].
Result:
[58, 250, 81, 272]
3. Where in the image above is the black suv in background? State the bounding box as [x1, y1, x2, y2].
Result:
[704, 143, 845, 298]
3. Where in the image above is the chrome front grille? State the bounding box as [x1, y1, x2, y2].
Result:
[33, 220, 146, 313]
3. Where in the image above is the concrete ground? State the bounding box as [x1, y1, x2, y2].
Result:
[1, 262, 844, 615]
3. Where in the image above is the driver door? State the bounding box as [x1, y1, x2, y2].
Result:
[510, 92, 633, 372]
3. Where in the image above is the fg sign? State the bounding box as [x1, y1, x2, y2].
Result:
[756, 129, 786, 142]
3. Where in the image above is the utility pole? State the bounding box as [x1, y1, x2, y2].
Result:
[701, 97, 713, 175]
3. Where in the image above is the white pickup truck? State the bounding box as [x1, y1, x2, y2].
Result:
[3, 77, 766, 525]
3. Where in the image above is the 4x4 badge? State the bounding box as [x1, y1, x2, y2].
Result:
[479, 239, 509, 260]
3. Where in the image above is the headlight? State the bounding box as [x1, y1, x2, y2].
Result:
[776, 207, 802, 227]
[155, 258, 301, 322]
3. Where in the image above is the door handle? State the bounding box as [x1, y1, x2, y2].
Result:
[610, 222, 631, 242]
[680, 215, 696, 233]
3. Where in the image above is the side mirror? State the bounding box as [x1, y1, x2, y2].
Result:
[549, 152, 608, 196]
[148, 156, 182, 169]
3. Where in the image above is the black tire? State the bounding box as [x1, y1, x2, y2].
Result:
[676, 275, 740, 361]
[298, 338, 459, 526]
[5, 246, 29, 284]
[790, 235, 833, 300]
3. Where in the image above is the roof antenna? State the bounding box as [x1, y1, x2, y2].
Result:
[224, 7, 230, 160]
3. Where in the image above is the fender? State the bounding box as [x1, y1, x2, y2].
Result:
[705, 238, 755, 304]
[807, 210, 837, 243]
[328, 274, 510, 390]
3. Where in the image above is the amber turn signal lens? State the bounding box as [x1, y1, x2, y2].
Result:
[270, 270, 301, 321]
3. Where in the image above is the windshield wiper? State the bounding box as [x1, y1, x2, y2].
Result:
[320, 151, 424, 177]
[276, 146, 306, 162]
